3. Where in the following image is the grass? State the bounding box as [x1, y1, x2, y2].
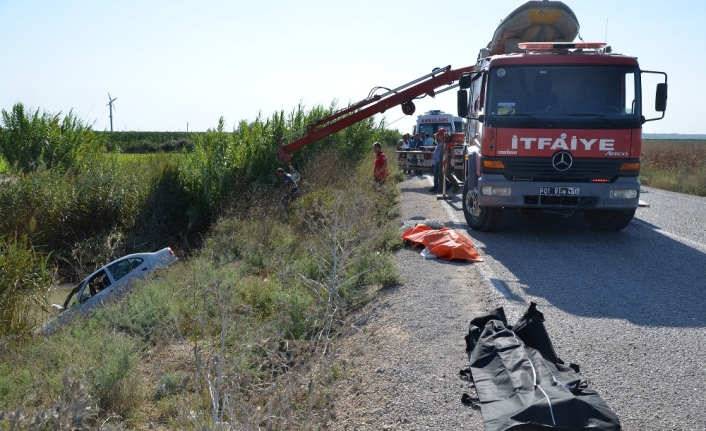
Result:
[0, 148, 403, 429]
[0, 234, 55, 335]
[0, 100, 403, 429]
[640, 140, 706, 196]
[0, 101, 397, 338]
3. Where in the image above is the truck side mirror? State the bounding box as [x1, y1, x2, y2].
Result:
[655, 83, 668, 112]
[457, 90, 469, 117]
[642, 70, 667, 123]
[459, 74, 473, 89]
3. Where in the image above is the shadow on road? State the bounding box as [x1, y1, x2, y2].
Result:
[468, 210, 706, 328]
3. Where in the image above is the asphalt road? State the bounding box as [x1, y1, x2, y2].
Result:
[434, 182, 706, 430]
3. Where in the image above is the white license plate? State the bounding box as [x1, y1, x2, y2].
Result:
[539, 186, 580, 196]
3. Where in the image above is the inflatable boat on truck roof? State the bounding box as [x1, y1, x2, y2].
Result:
[456, 1, 668, 232]
[484, 0, 579, 57]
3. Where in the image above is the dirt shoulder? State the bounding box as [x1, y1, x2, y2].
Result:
[328, 176, 492, 430]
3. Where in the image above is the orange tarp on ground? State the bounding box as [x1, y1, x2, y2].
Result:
[402, 224, 483, 263]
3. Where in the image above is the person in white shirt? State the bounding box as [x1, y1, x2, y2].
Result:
[397, 133, 411, 150]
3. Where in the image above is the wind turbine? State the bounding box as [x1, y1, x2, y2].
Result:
[107, 93, 118, 132]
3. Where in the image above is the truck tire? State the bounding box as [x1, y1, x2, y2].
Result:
[584, 209, 635, 232]
[462, 175, 502, 231]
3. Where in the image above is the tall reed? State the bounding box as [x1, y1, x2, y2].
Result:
[179, 102, 382, 230]
[0, 103, 104, 173]
[0, 234, 55, 336]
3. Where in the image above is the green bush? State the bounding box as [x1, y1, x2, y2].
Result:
[0, 314, 140, 416]
[100, 131, 195, 153]
[88, 332, 142, 415]
[156, 372, 188, 400]
[203, 216, 300, 274]
[179, 103, 383, 230]
[0, 103, 104, 173]
[0, 234, 55, 335]
[93, 277, 178, 342]
[0, 153, 175, 277]
[0, 102, 403, 426]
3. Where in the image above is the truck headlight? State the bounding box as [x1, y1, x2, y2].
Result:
[481, 186, 512, 196]
[610, 190, 638, 199]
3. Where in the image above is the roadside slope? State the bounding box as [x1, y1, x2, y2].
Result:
[329, 176, 489, 430]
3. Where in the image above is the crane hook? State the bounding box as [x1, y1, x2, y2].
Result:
[278, 140, 293, 162]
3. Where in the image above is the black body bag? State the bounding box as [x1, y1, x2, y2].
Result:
[463, 303, 621, 431]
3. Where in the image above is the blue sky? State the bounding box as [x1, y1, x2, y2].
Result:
[0, 0, 702, 134]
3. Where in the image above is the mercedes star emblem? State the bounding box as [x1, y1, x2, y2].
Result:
[552, 151, 573, 172]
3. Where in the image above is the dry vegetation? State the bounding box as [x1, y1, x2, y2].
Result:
[640, 140, 706, 196]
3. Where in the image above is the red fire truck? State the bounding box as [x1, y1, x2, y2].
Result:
[279, 1, 668, 232]
[452, 0, 668, 231]
[457, 41, 667, 231]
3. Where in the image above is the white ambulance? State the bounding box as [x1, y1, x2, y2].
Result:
[398, 110, 468, 179]
[414, 110, 466, 137]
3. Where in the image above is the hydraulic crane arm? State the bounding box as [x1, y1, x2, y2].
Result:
[278, 65, 476, 161]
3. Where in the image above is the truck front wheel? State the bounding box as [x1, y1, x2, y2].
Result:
[584, 209, 635, 232]
[462, 177, 502, 231]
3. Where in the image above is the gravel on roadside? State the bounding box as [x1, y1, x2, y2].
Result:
[328, 176, 492, 431]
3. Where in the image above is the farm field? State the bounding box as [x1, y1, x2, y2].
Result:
[98, 131, 198, 153]
[640, 140, 706, 196]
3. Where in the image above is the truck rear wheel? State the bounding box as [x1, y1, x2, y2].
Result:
[462, 176, 502, 231]
[584, 209, 635, 232]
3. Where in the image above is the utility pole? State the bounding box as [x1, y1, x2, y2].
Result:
[106, 93, 117, 132]
[186, 121, 189, 133]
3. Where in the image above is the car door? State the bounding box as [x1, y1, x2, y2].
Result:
[76, 268, 113, 312]
[107, 256, 148, 293]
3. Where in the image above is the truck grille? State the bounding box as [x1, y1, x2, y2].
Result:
[502, 158, 624, 183]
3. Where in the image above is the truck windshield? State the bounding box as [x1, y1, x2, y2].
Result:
[486, 65, 641, 129]
[418, 123, 452, 136]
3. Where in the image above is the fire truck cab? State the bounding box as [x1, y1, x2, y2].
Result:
[458, 42, 668, 231]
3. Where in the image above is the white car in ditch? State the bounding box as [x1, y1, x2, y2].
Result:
[38, 248, 178, 334]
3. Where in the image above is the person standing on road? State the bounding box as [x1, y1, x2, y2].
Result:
[443, 132, 460, 193]
[429, 129, 445, 192]
[373, 142, 388, 186]
[424, 133, 434, 146]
